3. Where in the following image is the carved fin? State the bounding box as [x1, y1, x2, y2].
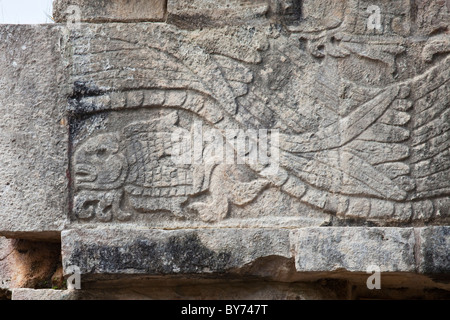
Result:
[280, 86, 399, 152]
[229, 179, 269, 206]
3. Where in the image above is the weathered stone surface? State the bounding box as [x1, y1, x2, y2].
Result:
[12, 288, 78, 300]
[0, 25, 68, 240]
[62, 227, 449, 278]
[416, 227, 450, 274]
[167, 0, 269, 27]
[167, 0, 340, 28]
[61, 228, 291, 277]
[63, 20, 450, 229]
[53, 0, 166, 23]
[1, 0, 449, 300]
[291, 228, 417, 272]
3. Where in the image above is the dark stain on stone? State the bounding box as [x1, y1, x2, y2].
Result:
[69, 112, 110, 139]
[421, 228, 449, 274]
[69, 233, 233, 275]
[167, 14, 217, 30]
[68, 81, 108, 116]
[283, 0, 302, 23]
[70, 81, 105, 101]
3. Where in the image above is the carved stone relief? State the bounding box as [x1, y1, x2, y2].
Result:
[65, 1, 449, 228]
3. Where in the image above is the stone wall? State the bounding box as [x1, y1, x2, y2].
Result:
[0, 0, 449, 300]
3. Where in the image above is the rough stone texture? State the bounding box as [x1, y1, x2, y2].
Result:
[61, 0, 450, 231]
[64, 19, 450, 228]
[53, 0, 167, 23]
[167, 0, 269, 27]
[12, 288, 77, 300]
[11, 274, 450, 300]
[416, 227, 450, 274]
[1, 0, 449, 299]
[291, 227, 416, 272]
[61, 228, 291, 278]
[62, 227, 449, 278]
[0, 25, 69, 240]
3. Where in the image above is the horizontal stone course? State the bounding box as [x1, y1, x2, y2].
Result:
[61, 227, 449, 278]
[62, 228, 292, 276]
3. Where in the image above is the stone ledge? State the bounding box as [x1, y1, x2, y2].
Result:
[292, 227, 449, 274]
[61, 227, 450, 280]
[12, 288, 78, 300]
[61, 228, 292, 278]
[291, 227, 417, 273]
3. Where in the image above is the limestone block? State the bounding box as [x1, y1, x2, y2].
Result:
[53, 0, 166, 23]
[416, 227, 450, 274]
[0, 25, 69, 240]
[12, 288, 78, 300]
[62, 227, 449, 279]
[61, 228, 291, 278]
[290, 227, 417, 272]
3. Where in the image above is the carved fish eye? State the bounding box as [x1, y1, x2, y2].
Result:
[96, 148, 108, 157]
[76, 171, 89, 177]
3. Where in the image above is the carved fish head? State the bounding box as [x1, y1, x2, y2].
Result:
[74, 133, 128, 190]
